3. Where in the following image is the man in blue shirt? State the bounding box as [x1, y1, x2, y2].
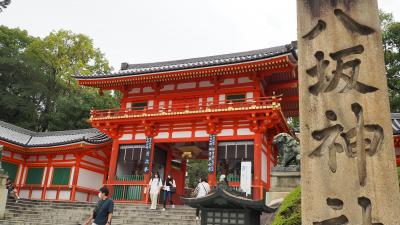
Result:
[84, 186, 114, 225]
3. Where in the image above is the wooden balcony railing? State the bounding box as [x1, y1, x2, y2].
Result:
[90, 96, 282, 121]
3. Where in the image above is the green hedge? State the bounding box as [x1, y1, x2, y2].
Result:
[398, 167, 400, 188]
[271, 186, 301, 225]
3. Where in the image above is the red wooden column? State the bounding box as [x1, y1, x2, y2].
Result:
[70, 154, 82, 201]
[266, 136, 273, 191]
[181, 159, 187, 191]
[107, 141, 119, 183]
[253, 132, 263, 200]
[41, 154, 53, 200]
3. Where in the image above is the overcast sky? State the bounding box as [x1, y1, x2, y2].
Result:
[1, 0, 399, 70]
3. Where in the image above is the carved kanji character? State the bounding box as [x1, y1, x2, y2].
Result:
[307, 46, 378, 95]
[358, 197, 384, 225]
[309, 110, 348, 173]
[342, 103, 384, 186]
[313, 198, 348, 225]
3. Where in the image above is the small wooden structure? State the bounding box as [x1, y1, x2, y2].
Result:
[181, 188, 276, 225]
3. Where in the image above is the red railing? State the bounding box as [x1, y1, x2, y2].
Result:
[90, 96, 282, 120]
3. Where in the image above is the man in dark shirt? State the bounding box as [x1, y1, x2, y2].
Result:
[84, 186, 114, 225]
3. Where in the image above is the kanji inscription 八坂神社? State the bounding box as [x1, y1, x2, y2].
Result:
[298, 0, 400, 224]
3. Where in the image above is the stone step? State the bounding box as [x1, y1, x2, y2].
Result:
[0, 199, 199, 225]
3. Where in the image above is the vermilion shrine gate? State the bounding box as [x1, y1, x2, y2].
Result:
[74, 43, 299, 202]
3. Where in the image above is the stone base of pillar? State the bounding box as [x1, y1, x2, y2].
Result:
[266, 171, 300, 204]
[0, 173, 9, 219]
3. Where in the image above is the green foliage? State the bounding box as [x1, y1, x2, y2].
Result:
[0, 26, 119, 131]
[272, 186, 301, 225]
[186, 160, 208, 188]
[287, 117, 300, 132]
[380, 11, 400, 112]
[398, 167, 400, 188]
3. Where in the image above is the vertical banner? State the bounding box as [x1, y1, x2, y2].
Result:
[208, 134, 216, 173]
[240, 161, 252, 196]
[143, 137, 153, 174]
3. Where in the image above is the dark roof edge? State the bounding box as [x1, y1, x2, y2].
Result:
[0, 121, 111, 148]
[74, 42, 298, 80]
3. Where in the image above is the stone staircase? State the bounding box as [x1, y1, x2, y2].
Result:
[0, 199, 198, 225]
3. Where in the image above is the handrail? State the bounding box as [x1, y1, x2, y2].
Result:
[90, 96, 282, 119]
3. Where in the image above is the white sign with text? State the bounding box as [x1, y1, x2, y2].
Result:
[240, 161, 252, 196]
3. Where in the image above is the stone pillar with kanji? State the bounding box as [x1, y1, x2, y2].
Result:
[297, 0, 400, 224]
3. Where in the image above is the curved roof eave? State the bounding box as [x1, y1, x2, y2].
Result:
[74, 42, 298, 80]
[0, 121, 111, 148]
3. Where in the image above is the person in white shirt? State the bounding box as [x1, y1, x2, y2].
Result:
[148, 172, 162, 210]
[194, 177, 211, 220]
[162, 174, 176, 211]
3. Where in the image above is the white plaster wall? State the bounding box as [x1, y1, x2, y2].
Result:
[155, 132, 169, 139]
[237, 128, 254, 135]
[172, 131, 192, 138]
[135, 133, 146, 140]
[218, 129, 234, 136]
[195, 130, 208, 137]
[75, 191, 88, 202]
[119, 134, 133, 140]
[59, 190, 71, 200]
[159, 101, 165, 110]
[261, 152, 267, 182]
[148, 100, 154, 109]
[129, 88, 140, 94]
[38, 156, 47, 161]
[19, 190, 29, 199]
[143, 87, 154, 93]
[219, 94, 225, 103]
[177, 82, 196, 89]
[246, 92, 254, 101]
[3, 150, 11, 158]
[161, 84, 174, 91]
[53, 155, 63, 160]
[168, 100, 172, 110]
[45, 190, 57, 200]
[31, 190, 42, 199]
[27, 156, 36, 162]
[97, 152, 106, 158]
[238, 76, 252, 83]
[221, 78, 235, 85]
[80, 162, 104, 171]
[13, 153, 23, 160]
[65, 154, 75, 160]
[77, 168, 104, 190]
[83, 156, 104, 166]
[199, 81, 213, 87]
[206, 97, 214, 106]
